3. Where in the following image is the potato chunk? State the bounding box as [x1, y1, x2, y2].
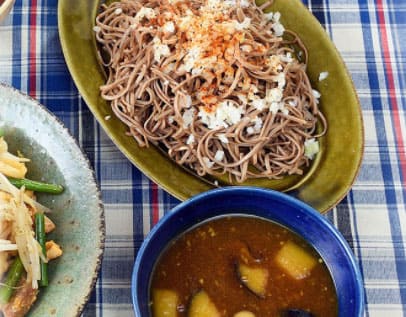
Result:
[275, 241, 317, 280]
[237, 263, 269, 298]
[152, 289, 179, 317]
[188, 290, 220, 317]
[234, 311, 256, 317]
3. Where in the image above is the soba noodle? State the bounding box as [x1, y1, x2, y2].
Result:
[94, 0, 327, 182]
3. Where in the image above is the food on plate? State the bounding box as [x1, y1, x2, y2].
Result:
[150, 216, 337, 316]
[94, 0, 326, 182]
[0, 137, 63, 317]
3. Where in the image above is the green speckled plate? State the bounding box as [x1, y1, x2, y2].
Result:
[0, 84, 104, 316]
[58, 0, 364, 213]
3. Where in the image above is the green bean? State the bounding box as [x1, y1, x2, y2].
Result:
[35, 212, 48, 287]
[8, 177, 64, 194]
[0, 257, 24, 304]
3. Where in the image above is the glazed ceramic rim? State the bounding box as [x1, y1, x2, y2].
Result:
[0, 83, 106, 317]
[132, 186, 365, 316]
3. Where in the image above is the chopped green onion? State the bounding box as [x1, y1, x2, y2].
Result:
[8, 177, 64, 194]
[0, 257, 24, 304]
[35, 213, 48, 287]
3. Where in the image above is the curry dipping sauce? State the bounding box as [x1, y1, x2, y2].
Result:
[149, 216, 338, 317]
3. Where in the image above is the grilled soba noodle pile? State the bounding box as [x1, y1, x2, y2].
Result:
[95, 0, 327, 182]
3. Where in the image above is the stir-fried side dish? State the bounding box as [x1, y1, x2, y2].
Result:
[0, 137, 63, 317]
[150, 216, 338, 316]
[95, 0, 327, 183]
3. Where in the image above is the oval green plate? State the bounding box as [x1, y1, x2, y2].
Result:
[0, 84, 104, 316]
[58, 0, 364, 213]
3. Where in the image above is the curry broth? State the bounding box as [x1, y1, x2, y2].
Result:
[150, 216, 338, 316]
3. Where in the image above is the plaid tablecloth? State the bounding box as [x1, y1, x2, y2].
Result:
[0, 0, 405, 316]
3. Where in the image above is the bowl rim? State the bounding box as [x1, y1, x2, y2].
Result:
[131, 186, 365, 316]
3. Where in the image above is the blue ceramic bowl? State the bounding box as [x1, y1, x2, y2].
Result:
[132, 187, 365, 316]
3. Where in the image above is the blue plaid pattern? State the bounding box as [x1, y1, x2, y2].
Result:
[0, 0, 405, 316]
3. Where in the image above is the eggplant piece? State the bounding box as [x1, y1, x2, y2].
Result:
[233, 311, 256, 317]
[275, 241, 317, 280]
[152, 289, 179, 317]
[283, 309, 314, 317]
[188, 290, 220, 317]
[240, 242, 263, 263]
[236, 262, 269, 298]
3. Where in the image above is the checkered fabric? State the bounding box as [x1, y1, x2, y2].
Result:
[0, 0, 405, 316]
